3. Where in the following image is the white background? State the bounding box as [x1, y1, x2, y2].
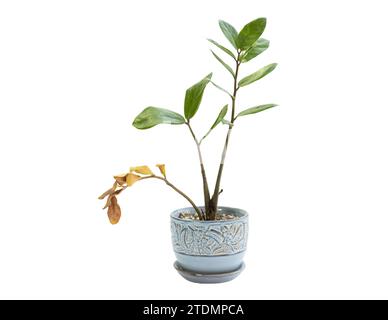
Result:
[1, 0, 387, 299]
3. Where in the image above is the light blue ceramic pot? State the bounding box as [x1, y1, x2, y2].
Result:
[170, 206, 248, 282]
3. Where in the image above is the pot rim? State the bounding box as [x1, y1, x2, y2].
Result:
[170, 206, 248, 223]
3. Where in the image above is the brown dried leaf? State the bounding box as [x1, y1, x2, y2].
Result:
[113, 187, 125, 195]
[114, 173, 128, 186]
[98, 182, 118, 200]
[98, 188, 112, 200]
[130, 165, 153, 175]
[126, 173, 141, 186]
[107, 196, 121, 224]
[156, 164, 166, 178]
[103, 194, 113, 209]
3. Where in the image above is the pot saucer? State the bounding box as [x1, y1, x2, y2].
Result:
[173, 261, 245, 284]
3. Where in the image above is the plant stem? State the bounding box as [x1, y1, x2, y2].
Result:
[209, 51, 241, 218]
[142, 175, 205, 220]
[186, 122, 211, 219]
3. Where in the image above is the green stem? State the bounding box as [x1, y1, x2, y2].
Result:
[186, 122, 211, 219]
[209, 51, 241, 218]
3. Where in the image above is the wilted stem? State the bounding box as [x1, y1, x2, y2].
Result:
[142, 175, 204, 220]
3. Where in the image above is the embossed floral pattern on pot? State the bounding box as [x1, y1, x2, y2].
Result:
[171, 210, 248, 256]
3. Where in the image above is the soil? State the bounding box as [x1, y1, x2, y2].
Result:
[179, 212, 238, 221]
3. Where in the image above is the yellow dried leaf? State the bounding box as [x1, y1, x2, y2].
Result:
[130, 165, 153, 175]
[113, 173, 128, 186]
[156, 164, 166, 178]
[107, 196, 121, 224]
[126, 173, 141, 186]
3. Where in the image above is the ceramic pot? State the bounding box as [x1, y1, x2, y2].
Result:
[170, 206, 248, 283]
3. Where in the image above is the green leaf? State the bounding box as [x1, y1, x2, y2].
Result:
[238, 63, 277, 87]
[207, 39, 236, 60]
[184, 73, 212, 120]
[133, 107, 185, 129]
[236, 104, 277, 118]
[210, 81, 233, 99]
[221, 118, 233, 126]
[211, 50, 235, 77]
[211, 105, 228, 129]
[219, 20, 238, 49]
[241, 38, 269, 63]
[237, 17, 266, 50]
[201, 105, 228, 142]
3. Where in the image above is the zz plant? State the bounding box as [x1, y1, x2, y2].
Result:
[99, 17, 278, 223]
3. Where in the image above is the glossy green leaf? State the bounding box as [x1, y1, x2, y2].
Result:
[184, 73, 212, 120]
[133, 107, 185, 129]
[201, 105, 228, 142]
[241, 38, 269, 63]
[219, 20, 238, 49]
[211, 105, 228, 129]
[237, 17, 266, 50]
[236, 104, 277, 118]
[238, 63, 277, 87]
[211, 50, 235, 77]
[207, 39, 236, 60]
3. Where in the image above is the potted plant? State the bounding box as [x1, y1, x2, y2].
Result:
[99, 17, 278, 283]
